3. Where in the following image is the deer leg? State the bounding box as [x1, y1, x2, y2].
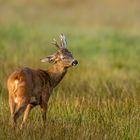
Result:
[40, 102, 48, 127]
[20, 104, 34, 129]
[40, 91, 50, 127]
[13, 100, 28, 125]
[9, 95, 16, 127]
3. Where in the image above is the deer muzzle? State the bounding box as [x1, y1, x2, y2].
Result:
[72, 60, 78, 66]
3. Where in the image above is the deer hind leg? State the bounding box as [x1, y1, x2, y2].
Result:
[9, 95, 16, 127]
[20, 104, 34, 129]
[13, 99, 29, 126]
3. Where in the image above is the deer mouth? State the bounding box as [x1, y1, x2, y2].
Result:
[72, 60, 78, 66]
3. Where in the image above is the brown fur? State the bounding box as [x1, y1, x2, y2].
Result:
[7, 34, 78, 129]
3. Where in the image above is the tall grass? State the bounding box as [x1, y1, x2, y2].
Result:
[0, 0, 140, 139]
[0, 25, 140, 140]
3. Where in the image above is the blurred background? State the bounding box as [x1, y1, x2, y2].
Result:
[0, 0, 140, 82]
[0, 0, 140, 139]
[0, 0, 140, 28]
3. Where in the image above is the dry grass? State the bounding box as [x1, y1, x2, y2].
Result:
[0, 0, 140, 140]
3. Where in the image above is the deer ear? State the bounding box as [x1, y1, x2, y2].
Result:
[40, 55, 56, 63]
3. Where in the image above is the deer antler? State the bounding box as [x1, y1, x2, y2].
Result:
[51, 38, 61, 49]
[51, 34, 67, 49]
[60, 33, 67, 48]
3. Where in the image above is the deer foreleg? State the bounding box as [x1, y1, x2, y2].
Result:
[40, 90, 50, 127]
[41, 103, 48, 127]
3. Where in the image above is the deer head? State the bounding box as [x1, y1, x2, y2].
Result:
[41, 34, 78, 68]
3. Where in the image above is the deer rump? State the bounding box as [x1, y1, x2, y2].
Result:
[8, 67, 51, 106]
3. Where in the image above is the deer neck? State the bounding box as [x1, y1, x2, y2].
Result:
[47, 63, 67, 88]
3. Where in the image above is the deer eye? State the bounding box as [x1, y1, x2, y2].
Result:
[60, 55, 65, 60]
[62, 56, 67, 60]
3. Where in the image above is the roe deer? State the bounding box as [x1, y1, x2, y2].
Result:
[7, 34, 78, 129]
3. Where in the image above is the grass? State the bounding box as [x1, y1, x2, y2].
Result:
[0, 0, 140, 139]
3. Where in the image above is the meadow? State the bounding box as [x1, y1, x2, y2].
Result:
[0, 0, 140, 139]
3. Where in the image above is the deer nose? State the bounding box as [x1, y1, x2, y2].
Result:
[72, 60, 78, 66]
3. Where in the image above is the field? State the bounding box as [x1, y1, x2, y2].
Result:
[0, 0, 140, 139]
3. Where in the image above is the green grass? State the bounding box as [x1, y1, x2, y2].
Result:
[0, 25, 140, 140]
[0, 0, 140, 139]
